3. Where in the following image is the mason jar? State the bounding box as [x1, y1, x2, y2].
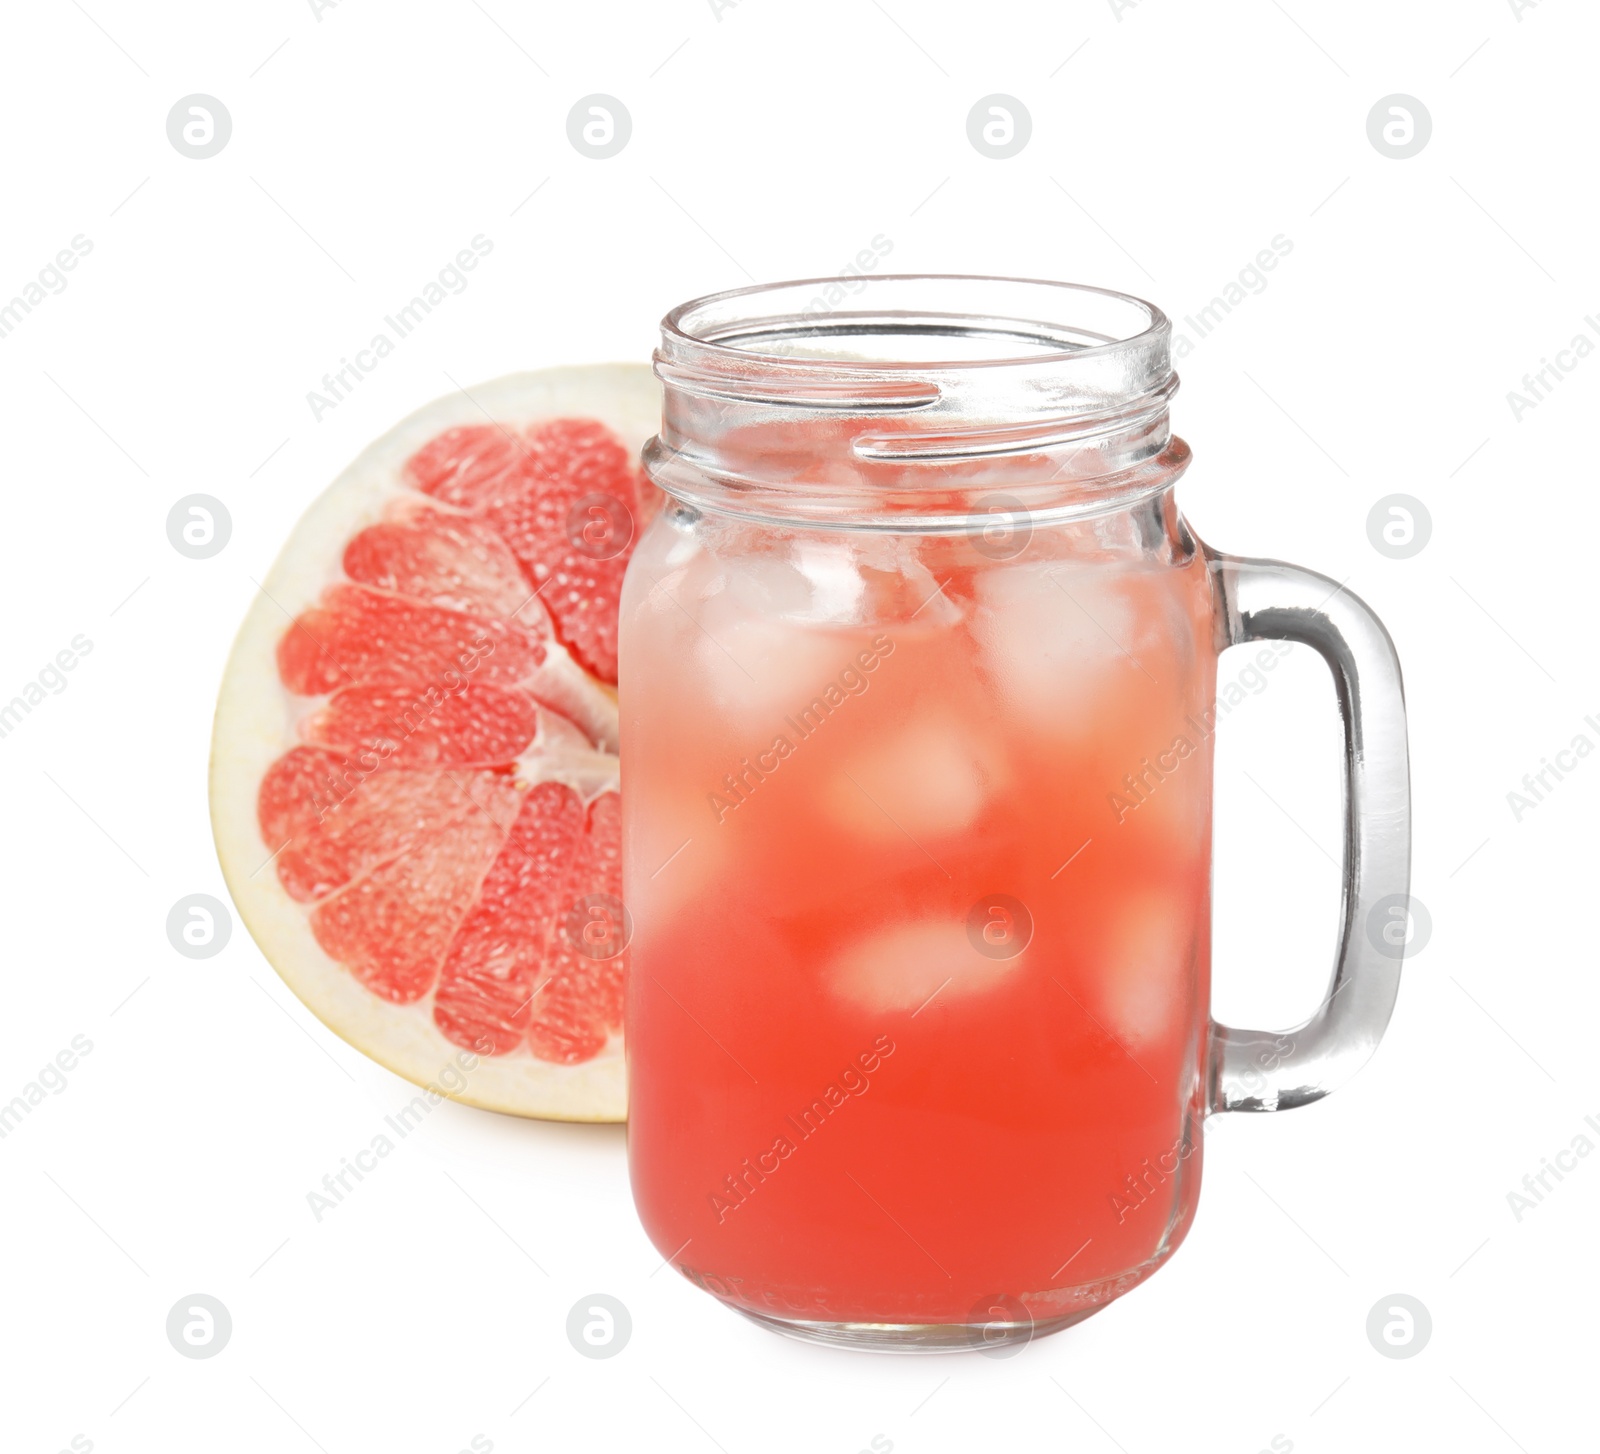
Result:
[620, 275, 1411, 1351]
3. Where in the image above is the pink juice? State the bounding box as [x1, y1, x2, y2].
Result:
[623, 493, 1218, 1328]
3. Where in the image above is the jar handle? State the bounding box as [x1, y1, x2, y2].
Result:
[1206, 552, 1412, 1113]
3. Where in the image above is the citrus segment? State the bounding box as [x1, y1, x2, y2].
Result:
[407, 418, 641, 682]
[432, 780, 587, 1056]
[342, 503, 536, 619]
[527, 790, 627, 1066]
[299, 682, 542, 768]
[275, 582, 546, 696]
[311, 804, 514, 1004]
[258, 748, 499, 903]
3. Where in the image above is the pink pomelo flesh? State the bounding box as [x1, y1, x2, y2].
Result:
[211, 367, 658, 1120]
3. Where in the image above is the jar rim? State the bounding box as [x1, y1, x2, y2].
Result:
[648, 274, 1185, 526]
[660, 273, 1170, 374]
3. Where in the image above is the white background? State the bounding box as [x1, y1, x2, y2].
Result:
[1, 1, 1596, 1451]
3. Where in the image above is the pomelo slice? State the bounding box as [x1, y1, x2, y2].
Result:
[210, 366, 659, 1120]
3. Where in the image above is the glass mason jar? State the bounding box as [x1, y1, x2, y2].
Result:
[620, 276, 1410, 1351]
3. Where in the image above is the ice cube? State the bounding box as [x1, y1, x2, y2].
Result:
[1092, 889, 1195, 1050]
[625, 800, 728, 938]
[826, 916, 1025, 1014]
[792, 537, 865, 620]
[975, 560, 1146, 734]
[692, 557, 850, 728]
[851, 533, 965, 629]
[823, 714, 997, 843]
